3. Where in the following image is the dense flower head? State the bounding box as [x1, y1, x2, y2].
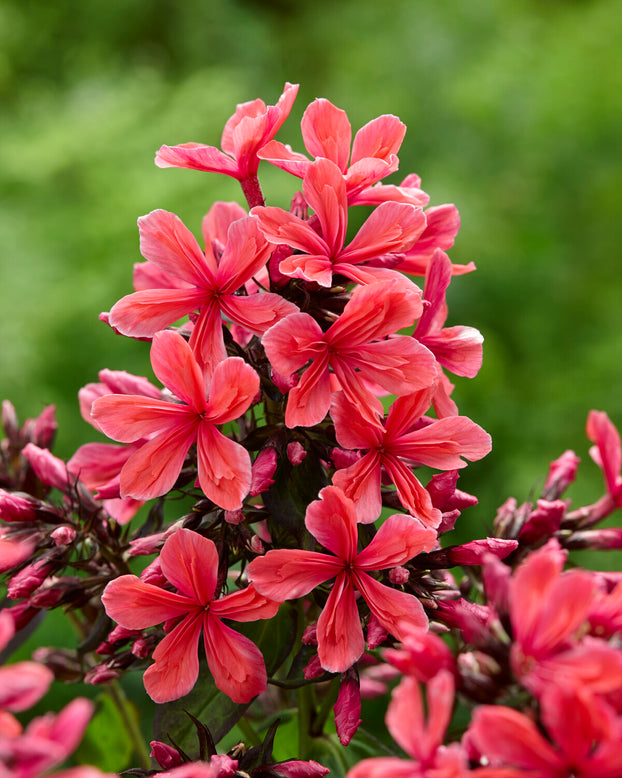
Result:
[4, 80, 621, 778]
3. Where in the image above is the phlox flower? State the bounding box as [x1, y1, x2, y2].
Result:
[346, 670, 470, 778]
[262, 279, 437, 428]
[91, 330, 259, 509]
[155, 82, 298, 188]
[586, 409, 622, 506]
[258, 96, 427, 206]
[330, 386, 491, 526]
[108, 205, 296, 375]
[508, 538, 622, 695]
[414, 249, 484, 416]
[247, 485, 437, 673]
[102, 528, 279, 703]
[252, 157, 427, 287]
[468, 682, 622, 777]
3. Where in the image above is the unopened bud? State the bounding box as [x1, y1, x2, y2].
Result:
[7, 561, 51, 600]
[140, 558, 167, 587]
[224, 508, 245, 525]
[389, 566, 410, 585]
[131, 637, 151, 658]
[334, 668, 362, 746]
[150, 741, 183, 770]
[565, 528, 622, 550]
[271, 368, 298, 395]
[250, 535, 265, 555]
[22, 444, 70, 491]
[250, 448, 278, 496]
[303, 653, 324, 680]
[50, 526, 76, 546]
[519, 499, 565, 544]
[543, 449, 580, 500]
[31, 405, 57, 449]
[287, 441, 307, 466]
[84, 664, 120, 685]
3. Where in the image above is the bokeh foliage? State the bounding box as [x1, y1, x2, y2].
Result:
[1, 0, 621, 531]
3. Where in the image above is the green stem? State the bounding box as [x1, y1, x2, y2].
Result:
[237, 715, 262, 748]
[107, 680, 152, 770]
[297, 683, 313, 761]
[311, 675, 341, 737]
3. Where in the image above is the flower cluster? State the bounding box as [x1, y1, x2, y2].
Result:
[1, 83, 621, 778]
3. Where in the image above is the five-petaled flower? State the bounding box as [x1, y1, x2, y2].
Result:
[92, 330, 259, 508]
[102, 528, 279, 703]
[247, 485, 437, 673]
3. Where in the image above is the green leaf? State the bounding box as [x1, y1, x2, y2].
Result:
[74, 693, 136, 772]
[263, 447, 328, 546]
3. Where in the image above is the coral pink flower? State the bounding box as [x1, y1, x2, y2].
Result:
[347, 671, 469, 778]
[91, 330, 259, 508]
[247, 486, 437, 673]
[0, 612, 53, 712]
[262, 279, 437, 428]
[108, 206, 296, 375]
[586, 410, 622, 506]
[468, 683, 622, 777]
[252, 158, 427, 287]
[258, 97, 423, 205]
[508, 538, 622, 695]
[330, 386, 491, 525]
[155, 83, 298, 187]
[102, 528, 278, 703]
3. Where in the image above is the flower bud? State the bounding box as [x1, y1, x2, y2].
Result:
[543, 450, 580, 499]
[31, 405, 58, 449]
[84, 664, 120, 685]
[250, 447, 278, 496]
[7, 560, 51, 600]
[287, 441, 307, 466]
[22, 444, 69, 491]
[389, 566, 410, 585]
[50, 526, 76, 546]
[150, 741, 183, 770]
[518, 499, 566, 544]
[334, 668, 362, 746]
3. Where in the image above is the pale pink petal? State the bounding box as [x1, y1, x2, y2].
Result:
[203, 357, 259, 423]
[384, 675, 425, 758]
[356, 514, 437, 569]
[355, 572, 428, 639]
[301, 99, 351, 171]
[395, 208, 462, 274]
[159, 528, 217, 605]
[285, 351, 332, 428]
[155, 142, 239, 177]
[120, 421, 198, 500]
[305, 486, 359, 562]
[215, 217, 271, 292]
[221, 293, 298, 336]
[203, 614, 268, 703]
[350, 180, 429, 207]
[330, 391, 383, 449]
[317, 572, 364, 672]
[302, 158, 348, 255]
[328, 280, 423, 347]
[384, 387, 435, 438]
[262, 313, 326, 375]
[138, 209, 217, 285]
[144, 613, 203, 702]
[0, 662, 54, 711]
[587, 410, 622, 497]
[150, 330, 207, 411]
[201, 201, 248, 247]
[92, 394, 196, 443]
[278, 253, 335, 287]
[346, 757, 418, 778]
[102, 575, 195, 628]
[251, 206, 329, 256]
[257, 140, 311, 177]
[210, 584, 280, 621]
[247, 549, 340, 601]
[350, 114, 406, 164]
[340, 202, 426, 265]
[392, 416, 492, 469]
[348, 337, 437, 396]
[108, 287, 206, 339]
[196, 425, 251, 510]
[418, 326, 484, 378]
[332, 452, 383, 525]
[468, 705, 564, 772]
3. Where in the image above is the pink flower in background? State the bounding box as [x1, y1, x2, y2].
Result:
[92, 330, 259, 508]
[330, 386, 491, 525]
[258, 97, 424, 205]
[347, 671, 469, 778]
[468, 683, 622, 777]
[248, 486, 437, 673]
[155, 82, 298, 185]
[262, 279, 437, 427]
[586, 410, 622, 506]
[108, 207, 295, 375]
[252, 157, 426, 287]
[102, 528, 278, 703]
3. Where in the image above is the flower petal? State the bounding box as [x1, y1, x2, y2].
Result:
[143, 613, 203, 702]
[159, 528, 218, 605]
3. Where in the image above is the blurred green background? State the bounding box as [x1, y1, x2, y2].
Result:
[2, 0, 622, 531]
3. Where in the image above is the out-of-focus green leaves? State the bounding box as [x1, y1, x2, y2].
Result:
[74, 692, 137, 771]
